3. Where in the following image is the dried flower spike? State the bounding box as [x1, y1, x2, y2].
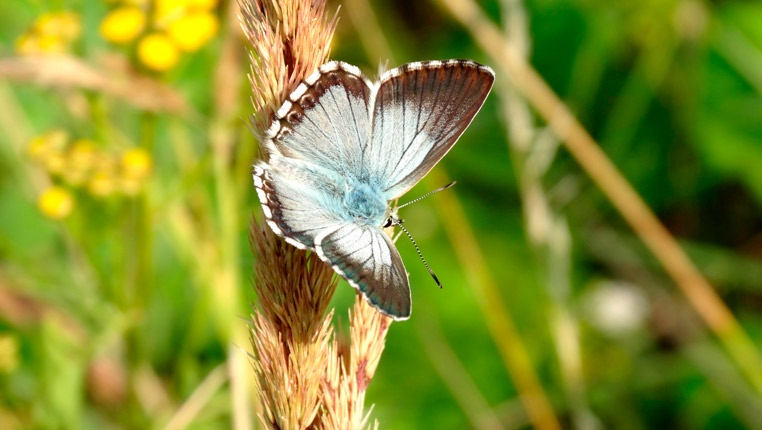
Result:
[242, 0, 390, 428]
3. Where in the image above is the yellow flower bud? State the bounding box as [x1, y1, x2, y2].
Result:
[15, 33, 66, 55]
[155, 0, 187, 25]
[35, 12, 81, 42]
[167, 11, 218, 52]
[88, 171, 117, 197]
[16, 11, 80, 56]
[137, 33, 180, 72]
[63, 139, 99, 185]
[121, 148, 152, 180]
[68, 139, 98, 170]
[44, 152, 67, 175]
[36, 33, 68, 54]
[38, 186, 74, 220]
[187, 0, 218, 10]
[85, 152, 119, 197]
[15, 33, 39, 55]
[27, 129, 68, 162]
[100, 6, 146, 44]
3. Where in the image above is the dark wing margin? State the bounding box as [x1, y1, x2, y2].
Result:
[368, 59, 495, 198]
[315, 223, 411, 320]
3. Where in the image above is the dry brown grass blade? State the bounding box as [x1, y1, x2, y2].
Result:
[0, 56, 186, 113]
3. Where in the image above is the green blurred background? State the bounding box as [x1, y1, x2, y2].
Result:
[1, 0, 762, 429]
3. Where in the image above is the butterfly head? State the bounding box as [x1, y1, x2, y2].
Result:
[382, 207, 403, 229]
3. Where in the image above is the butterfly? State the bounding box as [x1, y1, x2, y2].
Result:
[253, 59, 494, 320]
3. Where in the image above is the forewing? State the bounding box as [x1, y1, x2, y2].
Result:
[263, 61, 373, 177]
[368, 60, 494, 198]
[316, 224, 411, 320]
[254, 158, 345, 249]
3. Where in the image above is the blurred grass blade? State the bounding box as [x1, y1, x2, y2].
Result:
[416, 313, 508, 430]
[435, 0, 762, 393]
[428, 167, 561, 430]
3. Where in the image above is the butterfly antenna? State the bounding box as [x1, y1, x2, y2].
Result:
[397, 181, 456, 209]
[395, 222, 442, 289]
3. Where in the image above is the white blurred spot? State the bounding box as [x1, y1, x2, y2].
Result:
[583, 280, 649, 337]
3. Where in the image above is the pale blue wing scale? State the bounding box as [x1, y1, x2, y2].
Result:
[367, 60, 495, 199]
[263, 62, 373, 177]
[253, 158, 346, 249]
[315, 223, 411, 320]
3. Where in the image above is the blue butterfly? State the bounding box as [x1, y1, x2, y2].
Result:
[253, 59, 494, 320]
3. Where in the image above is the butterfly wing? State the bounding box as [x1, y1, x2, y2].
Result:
[255, 59, 494, 320]
[257, 158, 412, 320]
[262, 61, 373, 178]
[315, 223, 411, 320]
[367, 60, 495, 198]
[254, 157, 346, 249]
[256, 61, 376, 249]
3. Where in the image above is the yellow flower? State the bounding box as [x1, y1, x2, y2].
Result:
[27, 129, 68, 162]
[35, 11, 81, 42]
[63, 139, 99, 185]
[44, 152, 67, 175]
[0, 334, 19, 374]
[15, 33, 66, 55]
[155, 0, 188, 25]
[14, 33, 37, 55]
[87, 153, 118, 197]
[121, 148, 152, 180]
[117, 148, 152, 195]
[137, 33, 180, 71]
[27, 129, 70, 175]
[38, 186, 74, 220]
[16, 11, 81, 56]
[88, 171, 117, 197]
[186, 0, 218, 10]
[36, 33, 68, 54]
[100, 6, 146, 44]
[68, 139, 98, 170]
[167, 11, 218, 52]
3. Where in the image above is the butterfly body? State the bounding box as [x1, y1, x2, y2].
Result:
[343, 180, 389, 225]
[254, 60, 494, 320]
